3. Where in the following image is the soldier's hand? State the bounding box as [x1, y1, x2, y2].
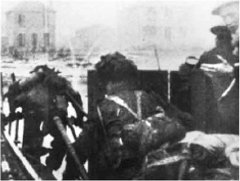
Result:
[72, 116, 83, 128]
[200, 63, 234, 77]
[200, 55, 234, 77]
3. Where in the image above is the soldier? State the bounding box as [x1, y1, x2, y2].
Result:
[4, 65, 85, 170]
[204, 2, 239, 82]
[197, 26, 238, 134]
[63, 52, 186, 179]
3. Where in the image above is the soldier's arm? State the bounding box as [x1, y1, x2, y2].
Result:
[149, 91, 194, 131]
[65, 87, 86, 128]
[63, 121, 95, 180]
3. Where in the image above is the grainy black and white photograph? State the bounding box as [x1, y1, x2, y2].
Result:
[0, 0, 239, 180]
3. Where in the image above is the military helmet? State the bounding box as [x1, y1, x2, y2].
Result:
[210, 25, 232, 40]
[95, 52, 138, 83]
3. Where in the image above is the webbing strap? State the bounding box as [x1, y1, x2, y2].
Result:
[135, 91, 142, 120]
[105, 94, 139, 120]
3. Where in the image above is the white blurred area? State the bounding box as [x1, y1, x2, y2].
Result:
[1, 0, 232, 70]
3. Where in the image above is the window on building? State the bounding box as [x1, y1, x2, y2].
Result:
[164, 8, 172, 18]
[32, 33, 38, 49]
[147, 7, 157, 23]
[143, 25, 157, 37]
[18, 14, 25, 27]
[18, 33, 25, 47]
[44, 33, 50, 47]
[165, 27, 172, 41]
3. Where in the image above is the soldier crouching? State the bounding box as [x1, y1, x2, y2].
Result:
[63, 52, 186, 179]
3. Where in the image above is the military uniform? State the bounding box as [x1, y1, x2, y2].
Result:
[64, 87, 186, 179]
[5, 65, 84, 170]
[64, 52, 186, 179]
[33, 67, 84, 170]
[198, 26, 239, 134]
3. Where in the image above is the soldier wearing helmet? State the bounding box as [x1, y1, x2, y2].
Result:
[64, 52, 187, 179]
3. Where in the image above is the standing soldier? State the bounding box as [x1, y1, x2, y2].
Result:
[4, 65, 85, 170]
[198, 26, 238, 134]
[198, 1, 239, 134]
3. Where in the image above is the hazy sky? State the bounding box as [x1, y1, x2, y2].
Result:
[1, 0, 231, 47]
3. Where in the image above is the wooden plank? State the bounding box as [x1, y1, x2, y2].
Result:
[190, 70, 208, 131]
[209, 73, 239, 134]
[170, 71, 191, 113]
[139, 70, 168, 102]
[1, 131, 40, 180]
[190, 70, 224, 133]
[2, 130, 56, 180]
[87, 70, 105, 120]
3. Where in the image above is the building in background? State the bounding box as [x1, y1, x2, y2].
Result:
[1, 36, 9, 55]
[117, 2, 199, 52]
[71, 24, 117, 58]
[5, 1, 56, 57]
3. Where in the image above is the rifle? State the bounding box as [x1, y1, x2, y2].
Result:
[53, 116, 89, 180]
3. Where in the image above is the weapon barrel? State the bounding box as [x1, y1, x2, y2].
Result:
[53, 116, 89, 180]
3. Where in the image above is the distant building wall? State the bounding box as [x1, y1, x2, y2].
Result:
[5, 2, 56, 55]
[1, 36, 9, 55]
[72, 25, 117, 56]
[117, 2, 196, 51]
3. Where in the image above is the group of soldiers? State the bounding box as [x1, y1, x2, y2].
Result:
[2, 50, 238, 180]
[1, 1, 239, 180]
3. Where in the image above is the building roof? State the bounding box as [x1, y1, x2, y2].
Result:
[212, 1, 239, 15]
[7, 1, 55, 13]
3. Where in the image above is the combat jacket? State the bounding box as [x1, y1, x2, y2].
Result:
[64, 89, 186, 180]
